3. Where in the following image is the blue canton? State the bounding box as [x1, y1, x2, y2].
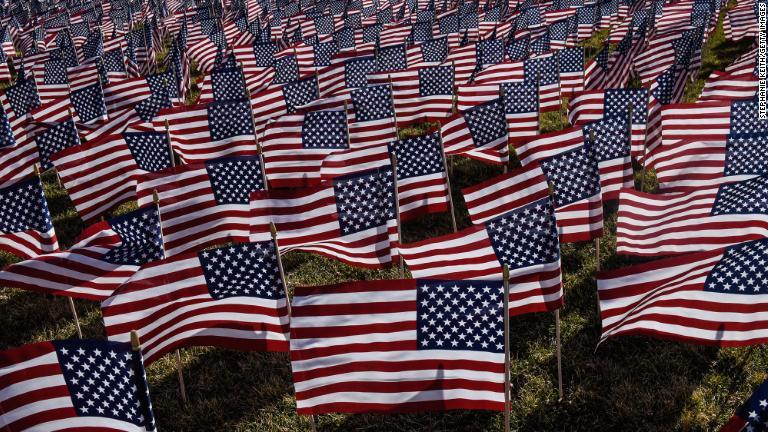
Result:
[71, 83, 107, 123]
[711, 176, 768, 216]
[377, 44, 408, 72]
[134, 90, 172, 122]
[704, 239, 768, 294]
[253, 42, 277, 67]
[104, 205, 164, 265]
[479, 39, 504, 65]
[333, 167, 396, 235]
[388, 132, 445, 179]
[416, 280, 504, 352]
[501, 81, 538, 114]
[582, 118, 630, 162]
[207, 99, 255, 142]
[463, 99, 507, 147]
[0, 109, 15, 148]
[558, 47, 584, 73]
[411, 21, 433, 43]
[539, 145, 601, 207]
[525, 56, 559, 86]
[605, 88, 648, 124]
[333, 27, 355, 50]
[421, 38, 448, 63]
[419, 65, 453, 97]
[212, 68, 247, 101]
[345, 56, 377, 88]
[315, 42, 339, 66]
[6, 78, 41, 117]
[0, 176, 53, 233]
[730, 378, 768, 429]
[724, 133, 768, 176]
[507, 36, 530, 61]
[199, 241, 284, 300]
[362, 24, 382, 43]
[314, 15, 335, 34]
[731, 99, 768, 135]
[282, 76, 319, 114]
[205, 156, 265, 205]
[352, 84, 394, 122]
[44, 60, 68, 85]
[273, 55, 299, 84]
[302, 110, 349, 149]
[439, 13, 460, 34]
[36, 119, 80, 171]
[123, 131, 173, 172]
[53, 340, 156, 430]
[651, 67, 680, 105]
[485, 197, 560, 270]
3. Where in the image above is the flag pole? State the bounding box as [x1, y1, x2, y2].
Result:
[555, 309, 564, 401]
[390, 153, 405, 278]
[153, 189, 188, 405]
[36, 162, 82, 337]
[244, 86, 269, 191]
[164, 119, 175, 168]
[499, 84, 508, 174]
[437, 129, 458, 232]
[387, 74, 398, 136]
[502, 264, 511, 432]
[343, 101, 351, 149]
[587, 127, 602, 323]
[270, 223, 317, 431]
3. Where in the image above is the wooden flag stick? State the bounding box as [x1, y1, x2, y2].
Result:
[68, 297, 83, 338]
[500, 84, 508, 174]
[269, 222, 292, 318]
[343, 101, 351, 149]
[390, 153, 405, 278]
[164, 119, 175, 168]
[437, 129, 458, 232]
[554, 309, 564, 401]
[502, 264, 511, 432]
[245, 88, 269, 191]
[153, 190, 188, 404]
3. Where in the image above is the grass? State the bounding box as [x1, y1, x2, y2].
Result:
[0, 9, 760, 432]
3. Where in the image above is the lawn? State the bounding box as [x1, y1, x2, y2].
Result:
[0, 6, 760, 431]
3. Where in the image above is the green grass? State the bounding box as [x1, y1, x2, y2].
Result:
[0, 9, 760, 432]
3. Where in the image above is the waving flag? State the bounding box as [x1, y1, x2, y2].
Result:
[698, 71, 758, 102]
[399, 194, 562, 291]
[720, 378, 768, 432]
[290, 278, 508, 415]
[616, 175, 768, 256]
[0, 175, 58, 259]
[0, 205, 163, 301]
[0, 339, 156, 432]
[659, 99, 759, 150]
[102, 240, 290, 365]
[598, 238, 768, 346]
[441, 98, 509, 164]
[320, 132, 451, 220]
[367, 64, 456, 124]
[251, 166, 399, 269]
[136, 156, 266, 257]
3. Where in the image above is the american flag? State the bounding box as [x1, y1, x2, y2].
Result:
[0, 175, 58, 259]
[568, 88, 649, 159]
[261, 108, 350, 188]
[634, 27, 700, 86]
[698, 71, 758, 102]
[500, 80, 539, 139]
[441, 98, 509, 165]
[367, 64, 455, 124]
[598, 238, 768, 346]
[102, 240, 290, 365]
[461, 163, 551, 227]
[70, 81, 108, 124]
[523, 53, 560, 112]
[659, 99, 755, 150]
[290, 278, 508, 415]
[398, 194, 563, 289]
[0, 204, 163, 301]
[512, 127, 604, 242]
[34, 118, 79, 171]
[250, 166, 399, 269]
[320, 132, 451, 220]
[653, 132, 768, 192]
[557, 46, 584, 96]
[152, 98, 257, 163]
[0, 339, 156, 431]
[723, 2, 757, 42]
[719, 378, 768, 432]
[136, 155, 266, 257]
[50, 131, 173, 223]
[0, 88, 41, 188]
[582, 117, 634, 200]
[616, 175, 768, 256]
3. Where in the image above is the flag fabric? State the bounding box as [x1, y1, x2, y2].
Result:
[719, 378, 768, 432]
[598, 238, 768, 346]
[659, 99, 757, 151]
[289, 278, 508, 415]
[440, 98, 509, 165]
[0, 205, 163, 301]
[652, 132, 768, 193]
[699, 71, 758, 102]
[136, 156, 266, 257]
[320, 132, 451, 220]
[367, 64, 455, 124]
[34, 118, 80, 171]
[250, 166, 399, 269]
[582, 117, 634, 200]
[0, 175, 58, 259]
[398, 193, 563, 292]
[50, 131, 173, 223]
[512, 126, 604, 242]
[0, 339, 156, 431]
[102, 240, 290, 365]
[616, 175, 768, 256]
